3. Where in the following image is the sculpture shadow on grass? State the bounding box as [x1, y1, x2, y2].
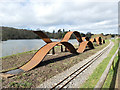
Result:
[35, 53, 79, 69]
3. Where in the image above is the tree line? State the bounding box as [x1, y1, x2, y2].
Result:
[1, 26, 117, 41]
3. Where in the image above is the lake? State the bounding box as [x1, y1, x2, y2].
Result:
[1, 39, 78, 57]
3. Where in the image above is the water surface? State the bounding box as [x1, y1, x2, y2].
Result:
[2, 39, 78, 57]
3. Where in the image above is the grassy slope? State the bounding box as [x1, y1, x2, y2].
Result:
[80, 39, 119, 88]
[1, 42, 108, 72]
[1, 50, 38, 59]
[1, 44, 70, 59]
[102, 54, 118, 88]
[102, 38, 120, 88]
[2, 41, 110, 88]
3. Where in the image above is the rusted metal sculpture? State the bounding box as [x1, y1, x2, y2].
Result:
[90, 38, 96, 43]
[33, 31, 64, 54]
[95, 37, 102, 45]
[0, 31, 105, 78]
[90, 37, 105, 45]
[82, 37, 89, 41]
[33, 31, 52, 43]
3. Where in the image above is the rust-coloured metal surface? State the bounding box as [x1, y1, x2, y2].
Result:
[77, 41, 94, 53]
[20, 41, 78, 71]
[33, 31, 63, 54]
[82, 37, 89, 41]
[33, 31, 52, 43]
[82, 37, 86, 41]
[1, 31, 105, 78]
[90, 37, 105, 45]
[90, 38, 96, 42]
[77, 41, 88, 53]
[95, 37, 102, 45]
[20, 42, 59, 71]
[61, 31, 82, 42]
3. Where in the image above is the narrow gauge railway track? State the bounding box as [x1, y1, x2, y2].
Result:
[51, 41, 112, 89]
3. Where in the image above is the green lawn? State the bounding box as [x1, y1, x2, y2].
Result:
[80, 39, 119, 88]
[102, 38, 120, 88]
[102, 54, 119, 88]
[1, 49, 38, 59]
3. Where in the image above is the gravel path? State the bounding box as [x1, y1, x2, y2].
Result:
[37, 41, 114, 88]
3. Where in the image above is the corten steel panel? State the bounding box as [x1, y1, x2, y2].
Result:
[90, 38, 96, 43]
[61, 31, 83, 52]
[82, 37, 89, 41]
[33, 31, 62, 46]
[95, 37, 99, 45]
[60, 42, 78, 54]
[90, 38, 94, 42]
[95, 37, 102, 45]
[85, 37, 89, 41]
[20, 42, 59, 71]
[102, 39, 105, 44]
[33, 31, 62, 54]
[61, 31, 82, 42]
[77, 41, 94, 53]
[87, 41, 94, 49]
[82, 37, 86, 41]
[73, 31, 83, 42]
[61, 31, 74, 42]
[77, 41, 88, 53]
[20, 41, 78, 71]
[33, 31, 52, 44]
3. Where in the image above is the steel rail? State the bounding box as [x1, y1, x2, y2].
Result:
[51, 42, 111, 89]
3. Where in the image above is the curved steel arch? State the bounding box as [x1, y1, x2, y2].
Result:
[90, 37, 105, 45]
[61, 31, 82, 42]
[33, 31, 52, 43]
[82, 37, 90, 41]
[95, 37, 102, 45]
[20, 41, 78, 71]
[90, 38, 96, 42]
[77, 41, 94, 53]
[102, 39, 105, 44]
[33, 31, 63, 53]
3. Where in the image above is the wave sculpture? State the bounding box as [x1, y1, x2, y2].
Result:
[0, 31, 105, 78]
[33, 31, 63, 54]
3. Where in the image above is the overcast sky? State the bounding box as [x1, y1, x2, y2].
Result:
[0, 0, 119, 34]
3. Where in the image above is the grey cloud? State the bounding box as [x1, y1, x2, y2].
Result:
[0, 1, 118, 34]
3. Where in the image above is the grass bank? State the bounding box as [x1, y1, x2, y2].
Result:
[1, 50, 38, 59]
[2, 41, 109, 88]
[102, 54, 119, 88]
[80, 39, 119, 88]
[102, 38, 120, 88]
